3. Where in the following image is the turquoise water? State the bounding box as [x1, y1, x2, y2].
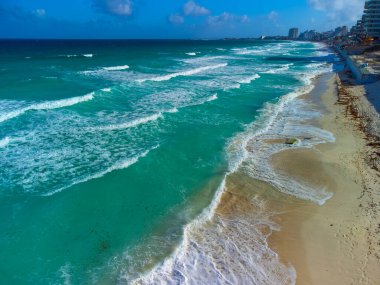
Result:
[0, 40, 335, 284]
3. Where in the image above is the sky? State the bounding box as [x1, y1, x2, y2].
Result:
[0, 0, 367, 39]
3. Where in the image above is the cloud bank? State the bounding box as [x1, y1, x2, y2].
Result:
[207, 12, 249, 26]
[93, 0, 133, 16]
[183, 1, 210, 16]
[168, 14, 184, 24]
[309, 0, 366, 23]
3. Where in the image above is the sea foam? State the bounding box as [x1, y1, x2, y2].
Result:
[44, 146, 158, 196]
[130, 177, 297, 285]
[137, 63, 227, 83]
[263, 63, 293, 74]
[0, 93, 94, 123]
[237, 74, 260, 84]
[0, 137, 10, 148]
[87, 108, 178, 132]
[89, 113, 163, 131]
[103, 65, 130, 71]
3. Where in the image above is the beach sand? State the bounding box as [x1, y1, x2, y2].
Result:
[269, 75, 380, 284]
[214, 73, 380, 284]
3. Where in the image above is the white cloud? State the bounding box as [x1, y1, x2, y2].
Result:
[267, 11, 278, 21]
[208, 12, 250, 26]
[33, 9, 46, 17]
[183, 1, 210, 16]
[168, 14, 184, 24]
[93, 0, 133, 16]
[309, 0, 366, 23]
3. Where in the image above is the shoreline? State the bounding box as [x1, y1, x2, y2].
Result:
[133, 62, 339, 284]
[132, 49, 380, 284]
[268, 72, 380, 284]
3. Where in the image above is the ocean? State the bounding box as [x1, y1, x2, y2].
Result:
[0, 40, 336, 284]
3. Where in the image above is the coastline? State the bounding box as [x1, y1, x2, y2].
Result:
[268, 73, 380, 284]
[131, 46, 380, 284]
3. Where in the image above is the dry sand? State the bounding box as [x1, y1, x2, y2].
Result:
[268, 75, 380, 284]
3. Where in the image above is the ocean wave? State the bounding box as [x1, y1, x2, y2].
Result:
[0, 137, 10, 148]
[101, 88, 112, 92]
[227, 69, 335, 205]
[130, 177, 297, 285]
[87, 108, 178, 132]
[204, 93, 218, 102]
[89, 113, 163, 131]
[59, 54, 79, 58]
[0, 93, 94, 124]
[103, 65, 130, 71]
[44, 146, 158, 196]
[236, 74, 260, 84]
[185, 52, 197, 56]
[59, 54, 93, 58]
[262, 64, 293, 74]
[223, 83, 241, 91]
[236, 49, 266, 55]
[137, 63, 228, 83]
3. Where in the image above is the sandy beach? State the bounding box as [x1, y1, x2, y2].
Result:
[212, 72, 380, 284]
[269, 73, 380, 284]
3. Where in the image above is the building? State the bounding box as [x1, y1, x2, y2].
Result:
[350, 17, 366, 38]
[363, 0, 380, 38]
[334, 26, 348, 37]
[298, 30, 322, 41]
[288, 28, 299, 40]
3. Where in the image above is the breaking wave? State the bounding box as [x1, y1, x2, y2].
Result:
[137, 63, 228, 83]
[0, 93, 94, 124]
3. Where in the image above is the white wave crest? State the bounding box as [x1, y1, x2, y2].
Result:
[88, 108, 178, 132]
[59, 54, 78, 58]
[236, 49, 266, 55]
[90, 113, 163, 131]
[101, 88, 112, 92]
[130, 177, 296, 285]
[237, 74, 260, 84]
[185, 52, 196, 56]
[262, 64, 293, 74]
[103, 65, 130, 71]
[137, 63, 227, 83]
[224, 83, 241, 91]
[0, 137, 10, 148]
[44, 146, 158, 196]
[83, 54, 94, 58]
[205, 93, 218, 102]
[0, 93, 94, 124]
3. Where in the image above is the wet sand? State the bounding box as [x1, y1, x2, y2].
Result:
[268, 75, 380, 284]
[214, 73, 380, 284]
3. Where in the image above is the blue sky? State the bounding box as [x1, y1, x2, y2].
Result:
[0, 0, 367, 39]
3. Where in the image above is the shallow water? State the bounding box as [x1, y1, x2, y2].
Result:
[0, 39, 336, 284]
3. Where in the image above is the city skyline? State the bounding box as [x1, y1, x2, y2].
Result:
[0, 0, 368, 39]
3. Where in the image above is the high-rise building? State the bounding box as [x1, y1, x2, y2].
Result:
[288, 28, 299, 40]
[350, 16, 366, 37]
[363, 0, 380, 38]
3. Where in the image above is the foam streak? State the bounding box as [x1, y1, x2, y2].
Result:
[44, 146, 158, 196]
[137, 63, 227, 83]
[0, 93, 94, 123]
